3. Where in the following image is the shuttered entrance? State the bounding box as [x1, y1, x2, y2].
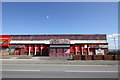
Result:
[49, 45, 70, 57]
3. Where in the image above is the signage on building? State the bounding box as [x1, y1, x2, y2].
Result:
[0, 40, 6, 44]
[50, 45, 70, 47]
[95, 49, 104, 55]
[89, 44, 99, 48]
[0, 35, 10, 47]
[99, 45, 108, 48]
[0, 40, 9, 47]
[50, 39, 70, 44]
[84, 44, 87, 48]
[89, 44, 108, 48]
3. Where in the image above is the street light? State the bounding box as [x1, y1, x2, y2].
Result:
[113, 37, 116, 50]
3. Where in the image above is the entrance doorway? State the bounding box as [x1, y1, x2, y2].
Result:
[49, 45, 70, 57]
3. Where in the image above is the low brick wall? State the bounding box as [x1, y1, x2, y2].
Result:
[93, 55, 104, 60]
[114, 55, 120, 60]
[84, 55, 93, 60]
[73, 55, 83, 60]
[73, 55, 120, 60]
[104, 55, 114, 60]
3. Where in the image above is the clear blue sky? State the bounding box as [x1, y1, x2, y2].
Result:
[1, 2, 118, 49]
[2, 2, 118, 35]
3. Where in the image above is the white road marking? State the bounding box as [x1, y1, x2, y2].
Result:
[65, 70, 118, 72]
[57, 65, 118, 66]
[2, 70, 41, 72]
[1, 69, 118, 73]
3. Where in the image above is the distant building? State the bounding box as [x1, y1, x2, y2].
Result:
[0, 34, 108, 57]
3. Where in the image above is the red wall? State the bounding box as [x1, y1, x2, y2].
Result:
[70, 45, 75, 53]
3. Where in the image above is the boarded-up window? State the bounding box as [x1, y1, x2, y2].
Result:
[57, 48, 63, 53]
[50, 49, 56, 53]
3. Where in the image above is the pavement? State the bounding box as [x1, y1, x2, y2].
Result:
[0, 55, 119, 65]
[0, 55, 32, 59]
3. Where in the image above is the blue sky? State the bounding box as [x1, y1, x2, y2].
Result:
[2, 2, 118, 49]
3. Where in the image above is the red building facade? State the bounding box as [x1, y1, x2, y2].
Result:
[0, 34, 109, 57]
[0, 35, 10, 48]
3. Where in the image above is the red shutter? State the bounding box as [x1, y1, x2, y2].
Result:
[24, 46, 28, 52]
[70, 45, 75, 52]
[30, 46, 34, 52]
[36, 46, 40, 52]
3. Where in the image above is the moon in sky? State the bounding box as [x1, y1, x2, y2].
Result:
[46, 16, 49, 19]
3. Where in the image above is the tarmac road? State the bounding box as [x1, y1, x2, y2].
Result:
[1, 64, 118, 78]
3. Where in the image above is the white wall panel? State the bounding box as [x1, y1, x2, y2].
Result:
[70, 40, 107, 44]
[10, 40, 50, 44]
[10, 40, 107, 44]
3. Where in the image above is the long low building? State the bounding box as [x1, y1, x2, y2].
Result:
[0, 34, 108, 57]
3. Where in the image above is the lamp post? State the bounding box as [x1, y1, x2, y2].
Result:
[113, 37, 116, 50]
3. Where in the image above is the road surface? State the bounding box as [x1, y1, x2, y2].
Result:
[1, 64, 118, 78]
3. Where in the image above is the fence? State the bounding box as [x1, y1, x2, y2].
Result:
[49, 53, 70, 57]
[73, 55, 120, 60]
